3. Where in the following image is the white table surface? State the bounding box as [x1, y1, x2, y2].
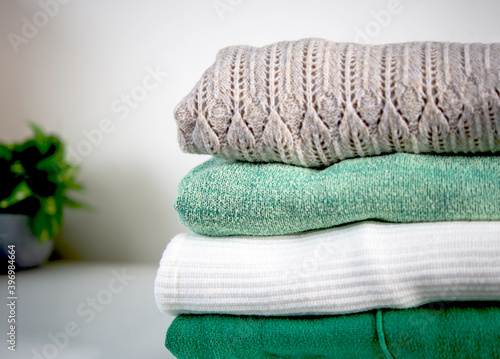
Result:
[1, 261, 176, 359]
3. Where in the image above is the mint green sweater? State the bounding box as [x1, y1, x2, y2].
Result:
[175, 153, 500, 236]
[166, 303, 500, 359]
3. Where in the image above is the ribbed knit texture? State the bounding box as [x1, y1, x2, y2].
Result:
[166, 303, 500, 359]
[175, 153, 500, 236]
[154, 221, 500, 316]
[175, 39, 500, 167]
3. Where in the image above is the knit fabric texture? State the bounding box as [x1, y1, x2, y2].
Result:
[165, 303, 500, 359]
[175, 153, 500, 237]
[155, 221, 500, 316]
[174, 39, 500, 167]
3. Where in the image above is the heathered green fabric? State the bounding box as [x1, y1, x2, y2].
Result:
[175, 153, 500, 236]
[165, 304, 500, 359]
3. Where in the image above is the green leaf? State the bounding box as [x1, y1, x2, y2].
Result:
[64, 180, 84, 191]
[29, 123, 51, 154]
[0, 144, 12, 160]
[63, 196, 84, 208]
[40, 229, 50, 243]
[43, 197, 57, 215]
[10, 161, 25, 175]
[54, 212, 62, 230]
[30, 210, 52, 242]
[0, 181, 32, 208]
[50, 207, 63, 236]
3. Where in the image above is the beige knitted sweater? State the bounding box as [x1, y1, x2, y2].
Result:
[175, 38, 500, 167]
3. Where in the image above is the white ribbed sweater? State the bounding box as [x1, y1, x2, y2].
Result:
[155, 221, 500, 316]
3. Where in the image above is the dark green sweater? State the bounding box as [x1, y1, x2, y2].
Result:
[166, 303, 500, 358]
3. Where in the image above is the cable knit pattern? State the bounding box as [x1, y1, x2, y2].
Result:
[175, 38, 500, 167]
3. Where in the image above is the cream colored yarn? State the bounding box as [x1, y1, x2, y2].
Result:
[175, 38, 500, 167]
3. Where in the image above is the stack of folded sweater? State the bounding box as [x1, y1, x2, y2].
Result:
[155, 39, 500, 358]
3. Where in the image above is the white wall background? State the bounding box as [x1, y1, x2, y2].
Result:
[0, 0, 499, 263]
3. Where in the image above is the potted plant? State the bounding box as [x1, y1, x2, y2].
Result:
[0, 124, 83, 270]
